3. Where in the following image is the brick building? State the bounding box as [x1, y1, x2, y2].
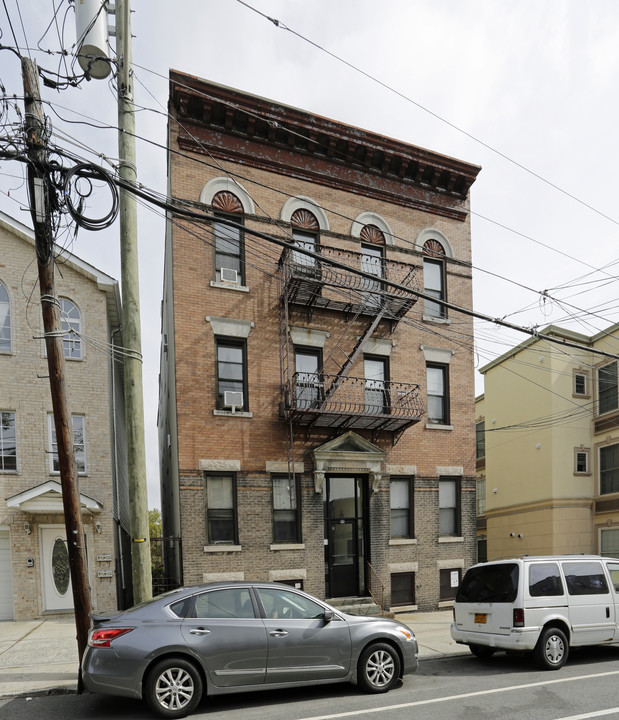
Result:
[158, 72, 481, 611]
[0, 211, 131, 620]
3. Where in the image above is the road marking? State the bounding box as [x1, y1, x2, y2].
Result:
[301, 669, 619, 720]
[553, 710, 619, 720]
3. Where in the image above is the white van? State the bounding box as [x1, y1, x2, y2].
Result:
[451, 555, 619, 669]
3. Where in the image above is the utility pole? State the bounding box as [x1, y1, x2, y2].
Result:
[116, 0, 152, 603]
[22, 57, 91, 661]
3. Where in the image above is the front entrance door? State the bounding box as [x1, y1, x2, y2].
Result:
[40, 526, 78, 612]
[325, 476, 368, 598]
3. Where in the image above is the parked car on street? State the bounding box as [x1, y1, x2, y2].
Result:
[82, 581, 418, 718]
[451, 555, 619, 669]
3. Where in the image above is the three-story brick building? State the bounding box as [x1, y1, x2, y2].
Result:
[159, 73, 481, 611]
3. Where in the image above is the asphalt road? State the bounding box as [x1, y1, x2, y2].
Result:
[3, 647, 619, 720]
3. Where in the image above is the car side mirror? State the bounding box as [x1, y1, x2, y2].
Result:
[323, 609, 334, 622]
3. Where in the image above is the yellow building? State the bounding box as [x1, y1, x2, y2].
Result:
[477, 325, 619, 560]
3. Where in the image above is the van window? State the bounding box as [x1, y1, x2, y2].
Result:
[456, 563, 518, 603]
[529, 563, 564, 597]
[563, 561, 609, 595]
[606, 562, 619, 593]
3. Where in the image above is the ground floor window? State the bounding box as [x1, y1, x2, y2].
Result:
[439, 568, 461, 601]
[391, 572, 415, 606]
[600, 527, 619, 557]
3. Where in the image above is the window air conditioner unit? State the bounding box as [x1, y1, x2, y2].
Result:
[224, 391, 243, 412]
[220, 267, 238, 284]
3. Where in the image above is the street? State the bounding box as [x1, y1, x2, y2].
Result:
[3, 647, 619, 720]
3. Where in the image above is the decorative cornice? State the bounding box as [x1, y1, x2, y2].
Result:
[170, 71, 480, 222]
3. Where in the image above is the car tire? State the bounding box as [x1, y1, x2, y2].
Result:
[469, 644, 496, 659]
[357, 642, 401, 693]
[144, 657, 203, 719]
[534, 627, 569, 670]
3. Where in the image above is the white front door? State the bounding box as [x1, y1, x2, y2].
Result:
[0, 529, 14, 620]
[40, 526, 75, 612]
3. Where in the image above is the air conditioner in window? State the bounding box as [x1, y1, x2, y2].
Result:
[224, 391, 243, 413]
[220, 267, 238, 284]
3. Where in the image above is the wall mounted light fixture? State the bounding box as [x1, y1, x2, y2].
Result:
[95, 521, 102, 534]
[24, 522, 32, 535]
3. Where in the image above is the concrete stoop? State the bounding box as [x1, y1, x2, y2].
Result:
[327, 596, 383, 616]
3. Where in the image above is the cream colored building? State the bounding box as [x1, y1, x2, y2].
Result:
[477, 325, 619, 561]
[0, 211, 131, 620]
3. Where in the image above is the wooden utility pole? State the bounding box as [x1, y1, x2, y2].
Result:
[116, 0, 152, 603]
[22, 57, 91, 661]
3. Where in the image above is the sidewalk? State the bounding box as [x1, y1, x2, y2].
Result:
[0, 610, 464, 699]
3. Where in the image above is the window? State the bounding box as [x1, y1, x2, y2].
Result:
[574, 448, 589, 475]
[600, 444, 619, 495]
[423, 238, 447, 319]
[391, 572, 415, 606]
[439, 568, 460, 602]
[212, 191, 244, 285]
[0, 411, 16, 471]
[256, 587, 326, 620]
[427, 364, 449, 424]
[216, 338, 247, 411]
[0, 280, 10, 353]
[205, 474, 237, 544]
[563, 561, 609, 595]
[598, 362, 618, 415]
[423, 258, 446, 319]
[606, 562, 619, 593]
[294, 347, 322, 409]
[475, 421, 485, 459]
[59, 298, 82, 359]
[529, 563, 564, 597]
[456, 563, 519, 603]
[601, 528, 619, 558]
[49, 414, 86, 473]
[390, 477, 414, 538]
[272, 474, 301, 543]
[476, 478, 486, 516]
[193, 587, 254, 618]
[439, 477, 460, 536]
[365, 356, 388, 414]
[291, 208, 319, 276]
[573, 370, 589, 397]
[361, 243, 384, 309]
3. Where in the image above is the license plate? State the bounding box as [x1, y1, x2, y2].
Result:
[474, 613, 487, 624]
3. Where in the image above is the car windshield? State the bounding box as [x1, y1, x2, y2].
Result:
[456, 563, 519, 603]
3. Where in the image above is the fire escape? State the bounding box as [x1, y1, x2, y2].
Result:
[279, 236, 425, 444]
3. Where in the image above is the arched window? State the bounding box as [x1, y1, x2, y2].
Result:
[423, 239, 447, 319]
[291, 208, 319, 272]
[0, 280, 10, 353]
[59, 298, 82, 359]
[212, 190, 245, 285]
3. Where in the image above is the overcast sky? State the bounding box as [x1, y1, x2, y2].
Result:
[2, 0, 619, 506]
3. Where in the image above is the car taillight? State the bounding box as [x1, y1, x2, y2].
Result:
[513, 608, 525, 627]
[88, 627, 134, 648]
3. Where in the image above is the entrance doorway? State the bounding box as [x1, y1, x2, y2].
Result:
[40, 526, 89, 612]
[325, 476, 368, 598]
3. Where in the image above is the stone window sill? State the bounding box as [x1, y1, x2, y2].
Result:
[213, 410, 253, 418]
[270, 543, 305, 551]
[426, 423, 454, 431]
[210, 280, 249, 293]
[389, 538, 417, 546]
[438, 536, 463, 543]
[203, 544, 242, 553]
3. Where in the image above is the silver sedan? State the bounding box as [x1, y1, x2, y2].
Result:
[82, 581, 418, 718]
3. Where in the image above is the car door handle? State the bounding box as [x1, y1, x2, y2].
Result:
[607, 607, 611, 619]
[269, 630, 289, 638]
[189, 627, 211, 636]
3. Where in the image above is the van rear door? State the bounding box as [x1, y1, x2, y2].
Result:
[454, 562, 519, 636]
[604, 560, 619, 642]
[562, 560, 615, 645]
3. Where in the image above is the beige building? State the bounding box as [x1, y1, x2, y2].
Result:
[477, 324, 619, 561]
[0, 211, 131, 620]
[159, 73, 481, 612]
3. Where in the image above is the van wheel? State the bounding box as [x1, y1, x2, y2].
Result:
[469, 644, 496, 659]
[534, 627, 568, 670]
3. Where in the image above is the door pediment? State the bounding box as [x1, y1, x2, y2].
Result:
[312, 431, 385, 493]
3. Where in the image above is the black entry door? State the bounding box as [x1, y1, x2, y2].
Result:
[325, 476, 367, 598]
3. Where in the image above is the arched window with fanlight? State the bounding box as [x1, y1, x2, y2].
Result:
[423, 239, 447, 319]
[0, 280, 10, 354]
[360, 224, 385, 309]
[59, 298, 82, 359]
[291, 208, 320, 276]
[212, 190, 245, 286]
